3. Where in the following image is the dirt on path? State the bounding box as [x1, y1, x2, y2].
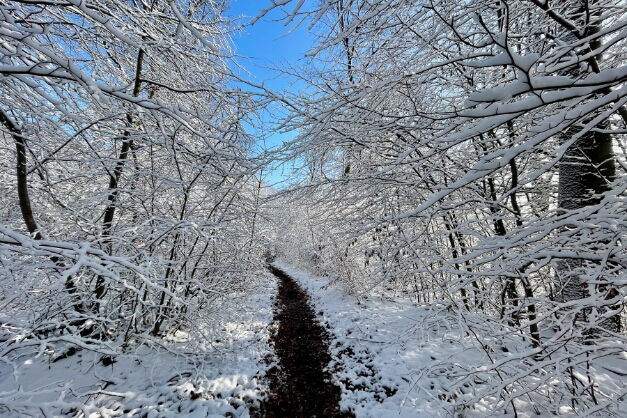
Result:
[254, 266, 354, 418]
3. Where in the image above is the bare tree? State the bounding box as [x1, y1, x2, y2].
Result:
[0, 0, 267, 401]
[263, 0, 627, 414]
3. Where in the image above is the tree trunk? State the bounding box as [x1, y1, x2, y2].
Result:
[0, 108, 41, 239]
[557, 128, 615, 299]
[555, 3, 620, 332]
[1, 108, 81, 305]
[557, 126, 619, 332]
[95, 48, 145, 301]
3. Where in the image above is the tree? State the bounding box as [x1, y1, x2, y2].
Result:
[0, 1, 266, 404]
[262, 0, 627, 414]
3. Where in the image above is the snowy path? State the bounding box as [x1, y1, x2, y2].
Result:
[255, 266, 354, 418]
[272, 261, 484, 418]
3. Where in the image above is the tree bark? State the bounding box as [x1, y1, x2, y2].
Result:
[0, 108, 41, 239]
[95, 48, 145, 300]
[555, 5, 620, 332]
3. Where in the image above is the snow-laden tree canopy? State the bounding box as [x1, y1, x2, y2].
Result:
[0, 0, 268, 373]
[2, 0, 627, 416]
[265, 0, 627, 415]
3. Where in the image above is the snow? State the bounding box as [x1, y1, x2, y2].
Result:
[0, 253, 625, 417]
[273, 260, 479, 417]
[0, 271, 277, 418]
[272, 261, 627, 418]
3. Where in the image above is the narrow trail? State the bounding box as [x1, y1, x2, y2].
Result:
[254, 266, 354, 418]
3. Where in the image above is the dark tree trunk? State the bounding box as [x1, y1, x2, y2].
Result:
[1, 108, 81, 306]
[557, 128, 615, 302]
[0, 108, 41, 239]
[554, 1, 621, 333]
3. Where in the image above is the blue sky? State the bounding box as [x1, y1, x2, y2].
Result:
[226, 1, 315, 187]
[227, 1, 313, 92]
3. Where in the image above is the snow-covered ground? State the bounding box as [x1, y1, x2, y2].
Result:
[0, 271, 277, 418]
[274, 260, 475, 417]
[274, 260, 627, 418]
[3, 262, 625, 417]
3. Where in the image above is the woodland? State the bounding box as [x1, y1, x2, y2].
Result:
[1, 0, 627, 417]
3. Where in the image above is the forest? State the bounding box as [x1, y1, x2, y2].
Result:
[1, 0, 626, 417]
